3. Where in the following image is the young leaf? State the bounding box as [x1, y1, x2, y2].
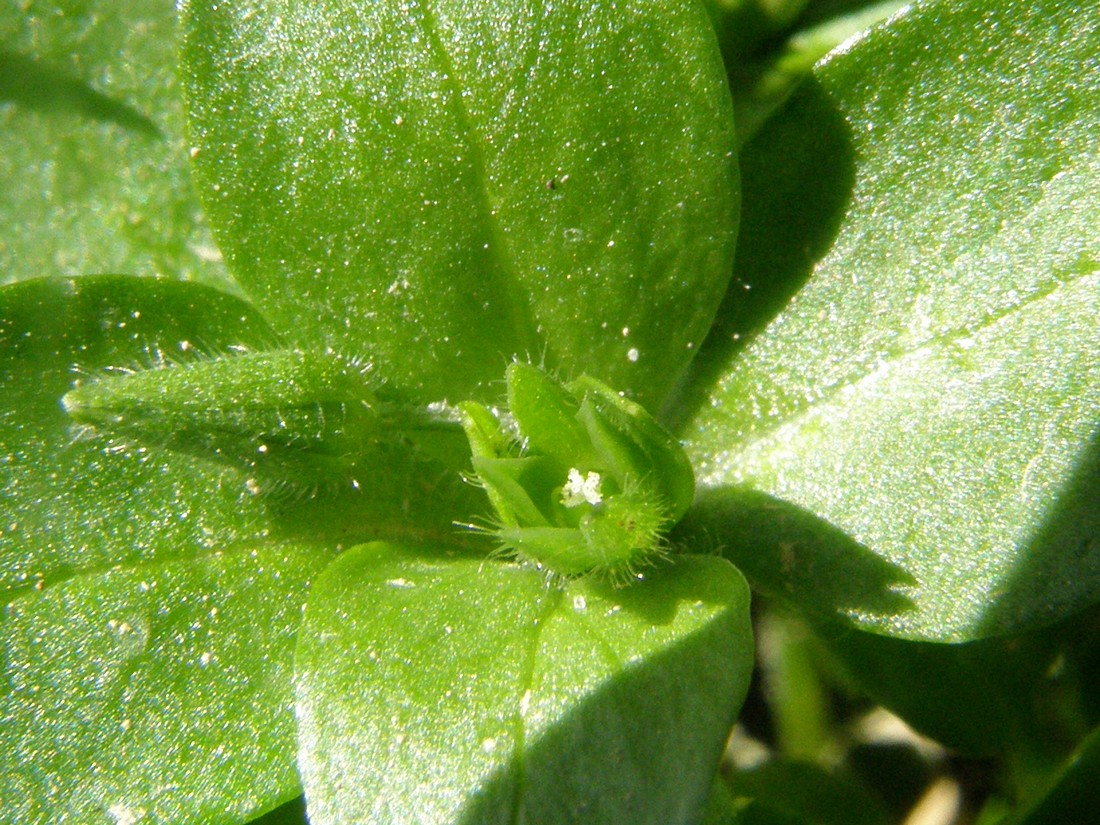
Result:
[62, 347, 468, 494]
[0, 276, 275, 600]
[295, 542, 754, 825]
[680, 0, 1100, 641]
[180, 0, 738, 407]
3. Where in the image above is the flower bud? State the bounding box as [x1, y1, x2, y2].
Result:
[62, 348, 464, 492]
[460, 363, 694, 580]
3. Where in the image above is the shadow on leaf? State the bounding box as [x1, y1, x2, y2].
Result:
[666, 77, 856, 430]
[454, 572, 752, 825]
[0, 49, 161, 138]
[677, 485, 917, 622]
[977, 421, 1100, 638]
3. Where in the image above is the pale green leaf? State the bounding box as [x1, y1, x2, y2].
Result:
[295, 542, 754, 825]
[681, 0, 1100, 641]
[181, 0, 738, 407]
[0, 276, 275, 601]
[0, 1, 234, 290]
[1, 542, 334, 824]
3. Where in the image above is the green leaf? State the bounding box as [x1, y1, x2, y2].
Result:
[295, 542, 754, 825]
[0, 1, 234, 290]
[0, 276, 323, 820]
[811, 600, 1100, 759]
[721, 760, 891, 825]
[61, 347, 471, 495]
[0, 276, 275, 600]
[0, 276, 340, 822]
[680, 0, 1100, 641]
[180, 0, 738, 407]
[0, 49, 160, 137]
[1, 541, 335, 825]
[704, 0, 908, 144]
[1005, 723, 1100, 825]
[815, 623, 1052, 757]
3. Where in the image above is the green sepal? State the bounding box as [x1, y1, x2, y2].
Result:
[570, 376, 696, 521]
[460, 365, 695, 580]
[494, 526, 593, 577]
[506, 362, 596, 471]
[469, 455, 555, 530]
[579, 493, 668, 568]
[457, 400, 513, 462]
[493, 491, 667, 579]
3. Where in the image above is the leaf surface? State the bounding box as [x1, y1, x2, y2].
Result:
[0, 276, 274, 600]
[0, 1, 233, 289]
[181, 0, 738, 407]
[1, 542, 333, 825]
[1005, 722, 1100, 825]
[681, 0, 1100, 640]
[0, 276, 333, 822]
[295, 543, 754, 825]
[720, 760, 890, 825]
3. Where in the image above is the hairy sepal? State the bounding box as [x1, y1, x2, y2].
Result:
[461, 364, 693, 581]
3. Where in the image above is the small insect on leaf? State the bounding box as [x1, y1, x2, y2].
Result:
[458, 363, 694, 582]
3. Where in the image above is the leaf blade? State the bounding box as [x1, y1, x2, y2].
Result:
[0, 1, 234, 289]
[0, 276, 276, 601]
[181, 0, 738, 407]
[682, 0, 1100, 640]
[295, 543, 754, 825]
[2, 541, 334, 825]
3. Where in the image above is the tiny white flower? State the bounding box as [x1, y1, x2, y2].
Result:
[562, 468, 603, 507]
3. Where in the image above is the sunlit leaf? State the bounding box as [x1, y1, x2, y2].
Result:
[0, 1, 233, 289]
[0, 276, 274, 600]
[296, 542, 754, 825]
[681, 0, 1100, 641]
[181, 0, 738, 407]
[1, 542, 334, 824]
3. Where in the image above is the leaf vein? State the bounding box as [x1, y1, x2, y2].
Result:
[409, 0, 541, 359]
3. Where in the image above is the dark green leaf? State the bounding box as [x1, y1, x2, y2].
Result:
[705, 0, 907, 143]
[295, 542, 754, 825]
[1005, 723, 1100, 825]
[814, 602, 1100, 758]
[0, 49, 160, 137]
[681, 0, 1100, 641]
[181, 0, 738, 407]
[722, 760, 890, 825]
